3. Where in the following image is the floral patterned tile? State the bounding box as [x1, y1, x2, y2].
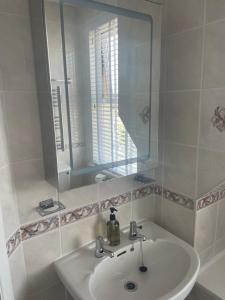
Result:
[154, 184, 163, 196]
[21, 216, 59, 241]
[60, 202, 99, 226]
[197, 195, 213, 210]
[163, 188, 195, 210]
[6, 229, 21, 257]
[100, 192, 131, 211]
[132, 184, 155, 200]
[197, 181, 225, 210]
[211, 106, 225, 132]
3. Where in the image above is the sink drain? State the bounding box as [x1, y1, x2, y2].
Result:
[124, 281, 138, 292]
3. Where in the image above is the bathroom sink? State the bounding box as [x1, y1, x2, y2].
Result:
[55, 221, 200, 300]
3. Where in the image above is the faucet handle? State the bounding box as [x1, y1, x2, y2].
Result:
[130, 221, 143, 231]
[129, 221, 144, 240]
[129, 221, 138, 237]
[96, 236, 104, 250]
[95, 236, 114, 258]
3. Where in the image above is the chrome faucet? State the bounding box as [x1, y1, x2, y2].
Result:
[95, 236, 114, 258]
[129, 221, 146, 241]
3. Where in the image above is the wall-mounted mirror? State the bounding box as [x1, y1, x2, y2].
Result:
[32, 0, 159, 191]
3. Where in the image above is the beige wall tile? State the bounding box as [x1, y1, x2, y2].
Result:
[0, 0, 29, 16]
[59, 183, 98, 212]
[206, 0, 225, 23]
[154, 194, 163, 226]
[198, 246, 214, 267]
[0, 14, 36, 91]
[197, 148, 225, 197]
[12, 159, 57, 224]
[164, 91, 200, 145]
[163, 142, 197, 198]
[25, 283, 65, 300]
[203, 20, 225, 88]
[194, 204, 217, 252]
[23, 230, 61, 294]
[158, 93, 166, 141]
[166, 0, 204, 35]
[161, 2, 167, 37]
[3, 92, 42, 162]
[0, 166, 20, 240]
[131, 195, 156, 222]
[162, 198, 195, 244]
[98, 175, 142, 200]
[214, 236, 225, 256]
[44, 1, 61, 23]
[200, 89, 225, 152]
[0, 93, 8, 168]
[60, 215, 101, 255]
[166, 28, 203, 90]
[216, 198, 225, 240]
[160, 38, 167, 92]
[9, 245, 27, 300]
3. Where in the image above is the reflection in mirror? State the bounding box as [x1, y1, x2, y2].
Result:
[42, 0, 157, 191]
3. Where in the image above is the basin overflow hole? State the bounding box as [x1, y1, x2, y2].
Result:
[117, 250, 127, 257]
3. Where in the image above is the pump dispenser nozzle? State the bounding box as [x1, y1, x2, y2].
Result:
[110, 207, 118, 220]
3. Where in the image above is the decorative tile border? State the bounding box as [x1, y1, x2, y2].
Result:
[10, 180, 219, 257]
[6, 229, 21, 257]
[21, 216, 59, 241]
[100, 192, 131, 211]
[197, 181, 225, 210]
[60, 202, 99, 226]
[7, 179, 225, 257]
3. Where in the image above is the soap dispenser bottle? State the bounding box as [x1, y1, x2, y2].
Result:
[107, 207, 120, 246]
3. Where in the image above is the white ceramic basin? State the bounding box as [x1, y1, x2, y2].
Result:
[55, 221, 200, 300]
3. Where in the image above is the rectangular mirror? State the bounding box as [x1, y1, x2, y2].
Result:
[33, 0, 159, 191]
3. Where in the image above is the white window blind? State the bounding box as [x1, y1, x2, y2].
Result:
[89, 18, 137, 175]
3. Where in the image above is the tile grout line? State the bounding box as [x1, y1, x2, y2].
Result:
[160, 0, 167, 227]
[212, 202, 220, 257]
[165, 25, 203, 39]
[194, 0, 207, 203]
[193, 0, 206, 245]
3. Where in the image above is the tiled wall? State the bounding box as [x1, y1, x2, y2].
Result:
[160, 0, 225, 263]
[195, 0, 225, 265]
[195, 190, 225, 266]
[0, 0, 162, 300]
[4, 0, 225, 299]
[0, 1, 33, 300]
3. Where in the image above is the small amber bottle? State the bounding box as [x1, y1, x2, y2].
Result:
[107, 207, 120, 246]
